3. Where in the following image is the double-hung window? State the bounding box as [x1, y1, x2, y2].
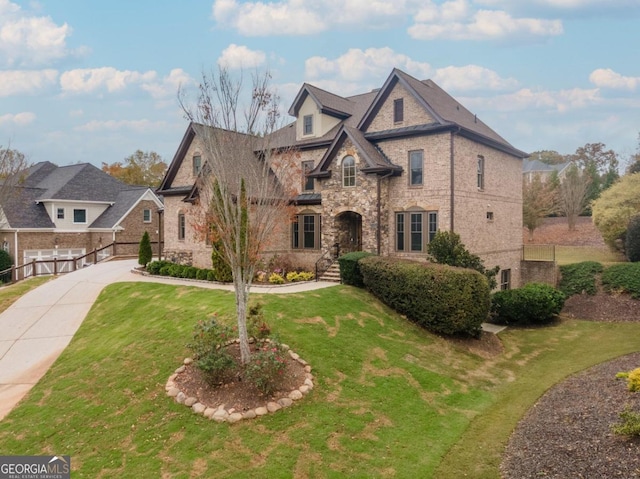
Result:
[500, 269, 511, 290]
[477, 155, 485, 190]
[395, 211, 438, 252]
[57, 208, 65, 219]
[409, 150, 423, 186]
[291, 213, 321, 249]
[303, 115, 313, 135]
[342, 156, 356, 187]
[393, 98, 404, 123]
[143, 209, 152, 223]
[193, 155, 202, 176]
[178, 213, 185, 240]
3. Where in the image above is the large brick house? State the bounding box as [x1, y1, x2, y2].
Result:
[0, 161, 163, 275]
[158, 68, 527, 288]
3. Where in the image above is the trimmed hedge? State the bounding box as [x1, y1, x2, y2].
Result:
[338, 251, 373, 287]
[558, 261, 603, 296]
[490, 282, 566, 325]
[602, 263, 640, 299]
[359, 256, 490, 337]
[626, 215, 640, 262]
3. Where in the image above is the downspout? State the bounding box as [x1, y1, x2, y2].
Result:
[377, 170, 395, 255]
[13, 230, 18, 282]
[449, 127, 460, 232]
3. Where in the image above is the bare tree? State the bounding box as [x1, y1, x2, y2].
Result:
[0, 143, 30, 205]
[558, 164, 591, 231]
[179, 68, 298, 364]
[523, 175, 558, 241]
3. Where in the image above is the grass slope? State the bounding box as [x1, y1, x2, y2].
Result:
[0, 282, 638, 478]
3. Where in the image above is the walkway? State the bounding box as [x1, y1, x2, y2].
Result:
[0, 259, 336, 420]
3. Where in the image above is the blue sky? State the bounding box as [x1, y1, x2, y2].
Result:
[1, 0, 639, 170]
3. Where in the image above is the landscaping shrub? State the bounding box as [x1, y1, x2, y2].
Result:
[138, 231, 152, 266]
[243, 340, 287, 396]
[0, 249, 13, 283]
[185, 266, 198, 279]
[247, 303, 271, 340]
[427, 231, 499, 289]
[616, 367, 640, 392]
[602, 263, 640, 298]
[490, 282, 566, 325]
[626, 215, 640, 262]
[196, 269, 208, 281]
[206, 270, 216, 282]
[359, 256, 490, 337]
[338, 251, 373, 287]
[286, 271, 314, 282]
[187, 315, 235, 385]
[268, 273, 284, 284]
[611, 406, 640, 437]
[558, 261, 603, 296]
[146, 260, 171, 275]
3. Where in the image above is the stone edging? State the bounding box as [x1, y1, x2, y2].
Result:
[165, 342, 314, 423]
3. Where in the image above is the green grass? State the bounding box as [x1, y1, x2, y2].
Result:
[556, 245, 625, 265]
[0, 282, 639, 478]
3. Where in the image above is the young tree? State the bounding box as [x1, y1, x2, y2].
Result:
[523, 174, 558, 241]
[138, 231, 152, 266]
[558, 164, 591, 231]
[102, 150, 167, 187]
[179, 68, 298, 364]
[571, 142, 619, 208]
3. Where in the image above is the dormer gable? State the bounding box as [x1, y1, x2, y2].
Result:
[288, 84, 353, 141]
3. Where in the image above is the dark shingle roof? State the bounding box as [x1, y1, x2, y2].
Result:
[90, 187, 149, 228]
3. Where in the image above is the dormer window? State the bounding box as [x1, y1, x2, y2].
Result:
[394, 98, 404, 123]
[303, 115, 313, 135]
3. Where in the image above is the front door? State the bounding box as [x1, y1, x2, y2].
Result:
[335, 211, 362, 255]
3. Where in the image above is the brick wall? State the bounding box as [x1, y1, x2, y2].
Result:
[365, 82, 435, 133]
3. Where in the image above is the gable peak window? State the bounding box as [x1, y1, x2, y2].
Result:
[342, 155, 356, 187]
[193, 155, 202, 176]
[477, 155, 485, 190]
[409, 150, 423, 186]
[393, 98, 404, 123]
[143, 209, 152, 223]
[303, 114, 313, 135]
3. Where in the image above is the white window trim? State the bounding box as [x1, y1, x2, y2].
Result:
[73, 208, 87, 224]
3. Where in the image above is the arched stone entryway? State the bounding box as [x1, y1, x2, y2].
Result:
[335, 211, 362, 254]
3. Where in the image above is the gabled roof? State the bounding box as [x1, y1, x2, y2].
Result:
[523, 159, 572, 174]
[309, 126, 402, 178]
[288, 83, 354, 119]
[0, 161, 161, 230]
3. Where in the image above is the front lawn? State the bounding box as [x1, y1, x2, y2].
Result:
[0, 282, 639, 478]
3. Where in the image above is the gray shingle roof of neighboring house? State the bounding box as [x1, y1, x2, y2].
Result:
[1, 161, 159, 230]
[523, 159, 572, 174]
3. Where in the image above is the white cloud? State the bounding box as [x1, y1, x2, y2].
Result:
[141, 68, 195, 99]
[0, 111, 36, 126]
[433, 65, 518, 91]
[0, 0, 73, 66]
[0, 69, 58, 96]
[589, 68, 640, 91]
[60, 67, 157, 94]
[75, 119, 168, 133]
[464, 87, 601, 113]
[217, 44, 267, 69]
[306, 48, 432, 83]
[409, 0, 563, 41]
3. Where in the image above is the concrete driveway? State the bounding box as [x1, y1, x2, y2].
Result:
[0, 259, 335, 420]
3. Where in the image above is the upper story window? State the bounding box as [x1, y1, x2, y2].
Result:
[56, 208, 65, 219]
[73, 209, 87, 224]
[477, 155, 485, 190]
[393, 98, 404, 123]
[302, 161, 314, 191]
[178, 213, 185, 240]
[342, 156, 356, 187]
[143, 209, 152, 223]
[409, 150, 423, 186]
[193, 155, 202, 176]
[303, 115, 314, 135]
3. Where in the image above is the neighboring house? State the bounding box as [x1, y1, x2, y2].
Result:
[523, 158, 572, 183]
[158, 68, 527, 288]
[0, 161, 163, 276]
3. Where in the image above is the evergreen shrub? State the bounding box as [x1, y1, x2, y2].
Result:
[359, 256, 490, 337]
[338, 251, 373, 287]
[490, 282, 566, 325]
